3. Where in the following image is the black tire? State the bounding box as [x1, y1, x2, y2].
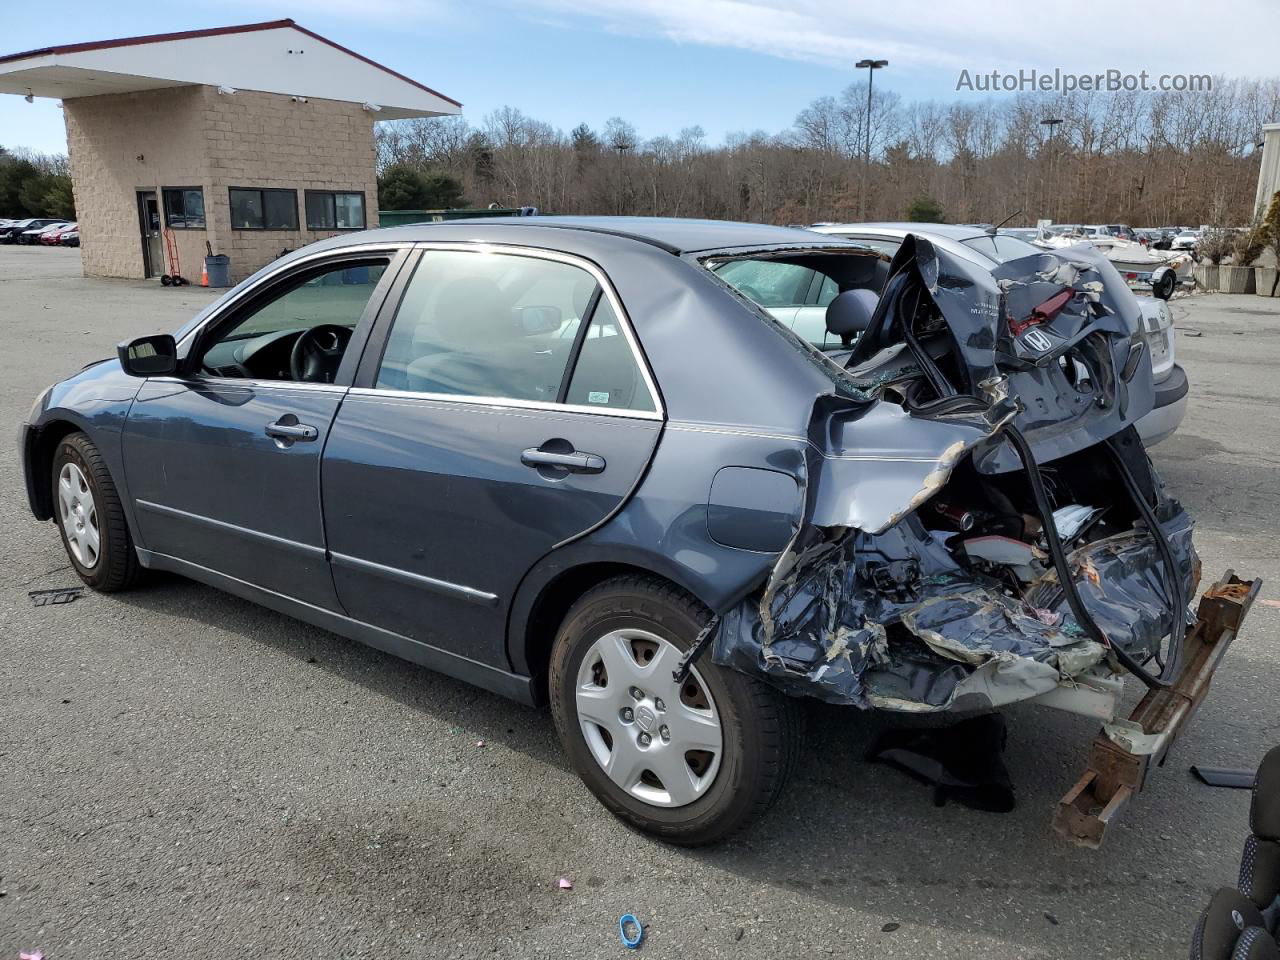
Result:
[549, 574, 803, 845]
[51, 432, 141, 592]
[1152, 270, 1176, 300]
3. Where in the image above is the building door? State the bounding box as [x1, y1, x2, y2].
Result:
[136, 191, 163, 278]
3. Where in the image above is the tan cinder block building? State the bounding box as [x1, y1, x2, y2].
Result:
[0, 20, 459, 284]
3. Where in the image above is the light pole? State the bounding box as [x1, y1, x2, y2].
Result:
[856, 58, 888, 218]
[1040, 116, 1063, 221]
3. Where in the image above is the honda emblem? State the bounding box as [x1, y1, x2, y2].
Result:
[1021, 328, 1053, 353]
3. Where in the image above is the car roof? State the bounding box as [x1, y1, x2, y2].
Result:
[363, 216, 860, 255]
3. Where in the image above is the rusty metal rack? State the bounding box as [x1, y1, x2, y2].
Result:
[1054, 570, 1262, 848]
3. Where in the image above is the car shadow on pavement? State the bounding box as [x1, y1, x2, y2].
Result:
[108, 573, 563, 764]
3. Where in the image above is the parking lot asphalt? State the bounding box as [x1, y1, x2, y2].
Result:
[2, 244, 1278, 959]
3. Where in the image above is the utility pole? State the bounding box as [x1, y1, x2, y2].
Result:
[1040, 116, 1063, 221]
[856, 58, 888, 219]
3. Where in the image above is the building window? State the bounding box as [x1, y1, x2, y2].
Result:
[163, 188, 205, 229]
[229, 188, 299, 230]
[304, 190, 366, 230]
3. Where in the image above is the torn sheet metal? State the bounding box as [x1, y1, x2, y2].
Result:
[806, 396, 1017, 535]
[845, 235, 1155, 474]
[713, 503, 1197, 713]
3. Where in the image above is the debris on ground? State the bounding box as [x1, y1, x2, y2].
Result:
[867, 714, 1015, 812]
[20, 950, 45, 960]
[1045, 913, 1060, 925]
[29, 586, 83, 606]
[475, 739, 486, 748]
[557, 877, 573, 890]
[882, 923, 901, 933]
[619, 913, 644, 949]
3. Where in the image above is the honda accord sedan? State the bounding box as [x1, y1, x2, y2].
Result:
[21, 217, 1210, 844]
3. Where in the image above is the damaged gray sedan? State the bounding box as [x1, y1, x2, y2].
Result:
[20, 217, 1257, 846]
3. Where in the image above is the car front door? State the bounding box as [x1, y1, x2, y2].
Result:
[321, 246, 663, 666]
[122, 249, 407, 609]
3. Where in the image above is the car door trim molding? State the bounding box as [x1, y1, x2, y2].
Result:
[358, 241, 666, 420]
[144, 377, 349, 395]
[329, 551, 499, 607]
[136, 499, 327, 559]
[344, 386, 663, 421]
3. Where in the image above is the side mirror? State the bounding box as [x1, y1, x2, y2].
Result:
[117, 334, 178, 377]
[519, 305, 563, 335]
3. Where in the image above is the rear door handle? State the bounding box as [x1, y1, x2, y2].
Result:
[521, 447, 606, 474]
[266, 417, 318, 443]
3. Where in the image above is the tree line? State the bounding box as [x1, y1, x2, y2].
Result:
[0, 146, 75, 219]
[375, 76, 1280, 228]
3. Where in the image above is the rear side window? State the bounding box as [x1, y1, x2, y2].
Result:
[377, 250, 590, 401]
[375, 250, 654, 414]
[564, 298, 656, 412]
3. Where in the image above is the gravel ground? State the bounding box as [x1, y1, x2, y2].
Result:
[2, 245, 1278, 959]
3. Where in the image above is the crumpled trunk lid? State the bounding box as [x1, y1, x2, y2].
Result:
[845, 235, 1154, 474]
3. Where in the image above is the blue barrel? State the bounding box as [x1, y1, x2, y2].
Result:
[205, 255, 231, 288]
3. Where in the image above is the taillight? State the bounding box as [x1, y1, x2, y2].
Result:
[1009, 288, 1073, 336]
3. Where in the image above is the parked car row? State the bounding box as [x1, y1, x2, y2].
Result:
[0, 218, 78, 245]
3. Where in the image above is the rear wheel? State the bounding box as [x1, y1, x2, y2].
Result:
[51, 432, 141, 592]
[549, 575, 802, 845]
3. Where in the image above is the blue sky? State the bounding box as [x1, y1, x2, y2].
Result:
[3, 0, 1277, 155]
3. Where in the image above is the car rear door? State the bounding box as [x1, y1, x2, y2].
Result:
[321, 245, 663, 667]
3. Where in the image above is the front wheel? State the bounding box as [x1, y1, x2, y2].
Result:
[549, 575, 803, 845]
[51, 432, 141, 592]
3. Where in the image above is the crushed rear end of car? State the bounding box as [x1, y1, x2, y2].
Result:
[710, 235, 1260, 844]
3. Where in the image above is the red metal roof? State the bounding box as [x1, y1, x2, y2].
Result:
[0, 18, 461, 108]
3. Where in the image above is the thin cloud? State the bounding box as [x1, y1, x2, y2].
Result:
[514, 0, 1280, 78]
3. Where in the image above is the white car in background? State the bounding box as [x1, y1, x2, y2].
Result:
[1171, 231, 1200, 251]
[805, 222, 1187, 446]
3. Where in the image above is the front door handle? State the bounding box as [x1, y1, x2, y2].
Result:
[521, 446, 606, 475]
[266, 416, 318, 444]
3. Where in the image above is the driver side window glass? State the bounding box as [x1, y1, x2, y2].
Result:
[376, 250, 599, 401]
[199, 260, 388, 381]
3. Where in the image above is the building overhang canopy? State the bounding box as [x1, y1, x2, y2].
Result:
[0, 19, 460, 120]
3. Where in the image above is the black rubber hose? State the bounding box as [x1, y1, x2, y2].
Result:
[1001, 423, 1175, 689]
